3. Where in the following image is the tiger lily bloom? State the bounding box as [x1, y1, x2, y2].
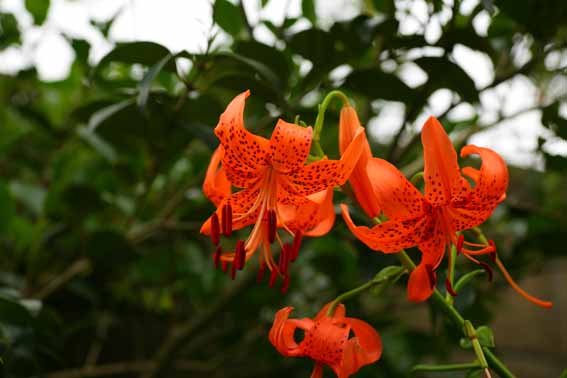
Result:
[201, 90, 364, 290]
[269, 302, 382, 378]
[342, 116, 552, 308]
[339, 105, 381, 218]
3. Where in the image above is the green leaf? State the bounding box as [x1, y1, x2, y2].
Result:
[9, 181, 46, 216]
[345, 69, 415, 101]
[25, 0, 50, 25]
[234, 41, 291, 89]
[302, 0, 317, 24]
[93, 41, 175, 81]
[453, 269, 486, 293]
[560, 368, 567, 378]
[213, 0, 246, 37]
[0, 295, 35, 327]
[416, 56, 479, 103]
[288, 28, 336, 68]
[76, 127, 118, 164]
[374, 265, 405, 281]
[260, 0, 270, 6]
[87, 98, 136, 132]
[0, 13, 21, 48]
[460, 325, 495, 348]
[137, 53, 174, 110]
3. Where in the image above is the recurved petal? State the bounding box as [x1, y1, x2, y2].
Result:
[460, 144, 509, 204]
[279, 188, 336, 237]
[269, 119, 313, 173]
[315, 302, 345, 321]
[284, 128, 364, 198]
[407, 262, 435, 302]
[202, 146, 231, 206]
[366, 158, 424, 220]
[339, 318, 382, 378]
[339, 106, 380, 218]
[269, 307, 313, 357]
[214, 90, 270, 188]
[341, 204, 427, 253]
[421, 116, 464, 206]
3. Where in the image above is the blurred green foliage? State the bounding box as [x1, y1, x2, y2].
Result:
[0, 0, 566, 377]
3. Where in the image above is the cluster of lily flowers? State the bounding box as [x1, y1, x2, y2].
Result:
[200, 90, 551, 378]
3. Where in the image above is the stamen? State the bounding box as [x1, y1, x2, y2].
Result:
[463, 253, 494, 282]
[210, 213, 220, 245]
[269, 269, 278, 288]
[291, 231, 303, 262]
[213, 246, 221, 269]
[494, 255, 553, 308]
[456, 234, 464, 254]
[488, 241, 497, 263]
[268, 209, 277, 244]
[281, 274, 290, 294]
[279, 245, 289, 275]
[230, 261, 237, 280]
[222, 204, 232, 236]
[445, 278, 457, 297]
[221, 260, 228, 273]
[425, 264, 436, 289]
[257, 262, 266, 283]
[235, 240, 246, 270]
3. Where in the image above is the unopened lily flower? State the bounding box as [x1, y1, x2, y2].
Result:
[269, 302, 382, 378]
[341, 116, 552, 308]
[201, 90, 364, 291]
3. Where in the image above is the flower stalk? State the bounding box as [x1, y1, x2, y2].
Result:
[313, 90, 351, 157]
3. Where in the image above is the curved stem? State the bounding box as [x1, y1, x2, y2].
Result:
[312, 90, 351, 157]
[412, 361, 481, 372]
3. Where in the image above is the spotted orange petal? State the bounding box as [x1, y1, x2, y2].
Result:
[278, 188, 336, 237]
[202, 146, 231, 206]
[341, 204, 429, 253]
[269, 119, 313, 173]
[366, 158, 424, 220]
[269, 307, 313, 357]
[339, 106, 380, 218]
[214, 90, 270, 188]
[421, 116, 465, 206]
[339, 317, 382, 378]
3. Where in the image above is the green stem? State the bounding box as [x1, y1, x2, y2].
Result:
[312, 90, 350, 157]
[396, 250, 516, 378]
[410, 171, 424, 185]
[465, 320, 489, 369]
[327, 280, 377, 316]
[412, 361, 481, 372]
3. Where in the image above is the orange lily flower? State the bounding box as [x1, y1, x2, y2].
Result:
[342, 116, 551, 307]
[339, 105, 381, 218]
[269, 302, 382, 378]
[201, 90, 364, 290]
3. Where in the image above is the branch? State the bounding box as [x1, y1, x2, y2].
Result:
[26, 258, 91, 300]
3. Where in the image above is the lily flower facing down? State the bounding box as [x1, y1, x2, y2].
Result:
[342, 116, 550, 307]
[201, 90, 364, 291]
[269, 302, 382, 378]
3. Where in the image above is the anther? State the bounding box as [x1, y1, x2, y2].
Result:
[235, 240, 246, 270]
[425, 264, 436, 289]
[257, 262, 266, 283]
[291, 231, 303, 262]
[213, 246, 222, 269]
[478, 261, 494, 282]
[268, 209, 277, 244]
[445, 278, 457, 297]
[456, 234, 464, 254]
[221, 260, 228, 273]
[210, 213, 220, 245]
[222, 204, 232, 236]
[269, 269, 278, 288]
[279, 245, 289, 275]
[230, 261, 237, 280]
[281, 274, 290, 294]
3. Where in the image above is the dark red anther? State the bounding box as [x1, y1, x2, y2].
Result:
[222, 204, 232, 237]
[281, 274, 290, 294]
[230, 261, 237, 280]
[213, 246, 222, 269]
[257, 262, 266, 283]
[478, 261, 494, 282]
[268, 209, 277, 244]
[235, 240, 246, 270]
[279, 245, 289, 275]
[425, 264, 436, 289]
[221, 260, 228, 273]
[210, 213, 220, 245]
[445, 278, 457, 297]
[488, 240, 497, 263]
[291, 231, 303, 262]
[456, 234, 464, 254]
[269, 269, 278, 288]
